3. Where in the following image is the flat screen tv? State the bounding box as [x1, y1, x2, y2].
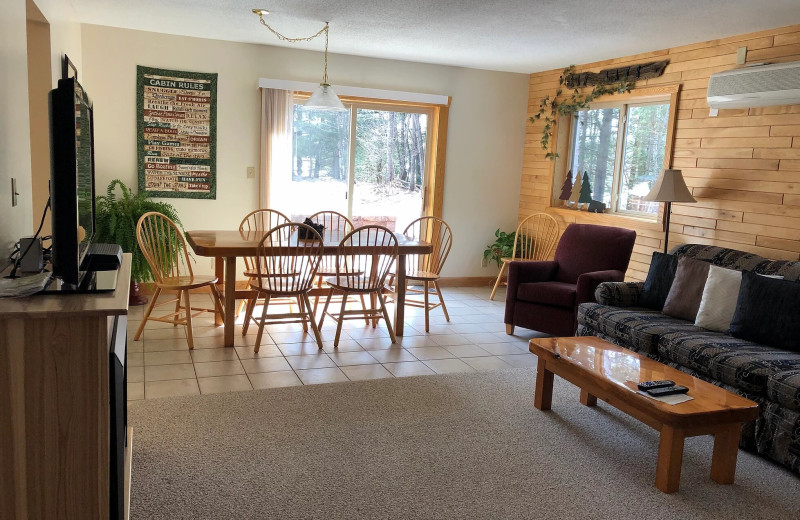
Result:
[49, 76, 96, 287]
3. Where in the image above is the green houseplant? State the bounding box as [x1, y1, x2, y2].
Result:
[94, 179, 183, 304]
[483, 229, 517, 269]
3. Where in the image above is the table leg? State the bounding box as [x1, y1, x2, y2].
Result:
[655, 424, 685, 493]
[394, 254, 407, 336]
[710, 424, 741, 485]
[534, 358, 554, 411]
[580, 389, 597, 407]
[214, 257, 224, 326]
[224, 257, 236, 348]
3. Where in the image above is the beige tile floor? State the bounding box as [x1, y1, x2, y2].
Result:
[126, 286, 545, 401]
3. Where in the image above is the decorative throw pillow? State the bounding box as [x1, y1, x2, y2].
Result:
[730, 272, 800, 351]
[695, 265, 742, 332]
[662, 256, 711, 322]
[639, 252, 679, 310]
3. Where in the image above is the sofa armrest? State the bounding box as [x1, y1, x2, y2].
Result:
[594, 281, 644, 307]
[504, 260, 558, 325]
[576, 270, 625, 305]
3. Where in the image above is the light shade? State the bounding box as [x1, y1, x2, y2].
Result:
[304, 83, 346, 110]
[644, 169, 697, 203]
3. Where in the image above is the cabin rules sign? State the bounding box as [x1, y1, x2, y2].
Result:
[136, 66, 217, 199]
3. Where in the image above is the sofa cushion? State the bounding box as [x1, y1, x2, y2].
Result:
[730, 271, 800, 352]
[767, 370, 800, 413]
[662, 256, 711, 322]
[517, 281, 575, 308]
[657, 332, 800, 396]
[695, 265, 742, 332]
[639, 252, 679, 310]
[578, 303, 701, 355]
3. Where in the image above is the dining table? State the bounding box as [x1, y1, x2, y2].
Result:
[185, 229, 433, 347]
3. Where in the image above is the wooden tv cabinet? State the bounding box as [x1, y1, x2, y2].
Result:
[0, 254, 132, 519]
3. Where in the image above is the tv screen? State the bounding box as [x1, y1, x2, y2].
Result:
[50, 77, 96, 286]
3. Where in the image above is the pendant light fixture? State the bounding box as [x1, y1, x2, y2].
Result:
[253, 9, 346, 111]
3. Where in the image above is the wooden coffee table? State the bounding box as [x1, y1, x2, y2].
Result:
[529, 336, 759, 493]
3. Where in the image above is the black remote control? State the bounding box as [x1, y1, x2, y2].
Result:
[646, 385, 689, 397]
[637, 380, 675, 391]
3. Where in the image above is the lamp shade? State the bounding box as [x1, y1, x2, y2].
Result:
[305, 83, 346, 110]
[644, 169, 697, 203]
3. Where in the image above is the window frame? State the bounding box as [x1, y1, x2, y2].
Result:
[292, 93, 446, 221]
[554, 84, 681, 222]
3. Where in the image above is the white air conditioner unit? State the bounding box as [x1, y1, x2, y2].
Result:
[707, 61, 800, 109]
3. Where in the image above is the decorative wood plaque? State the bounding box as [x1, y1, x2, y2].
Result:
[136, 66, 217, 199]
[565, 60, 669, 88]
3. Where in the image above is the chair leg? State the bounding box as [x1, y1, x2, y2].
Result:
[334, 291, 349, 347]
[319, 287, 334, 330]
[377, 290, 397, 344]
[359, 294, 370, 325]
[303, 293, 324, 349]
[489, 262, 508, 301]
[184, 290, 194, 349]
[298, 295, 308, 332]
[424, 280, 430, 333]
[173, 290, 182, 327]
[210, 284, 225, 325]
[242, 298, 255, 335]
[433, 280, 450, 322]
[254, 294, 271, 353]
[134, 287, 161, 341]
[370, 293, 378, 328]
[235, 299, 245, 319]
[506, 323, 514, 335]
[312, 277, 323, 316]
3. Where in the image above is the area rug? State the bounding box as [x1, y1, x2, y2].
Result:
[129, 369, 800, 519]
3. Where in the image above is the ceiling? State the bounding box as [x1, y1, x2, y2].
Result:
[69, 0, 800, 73]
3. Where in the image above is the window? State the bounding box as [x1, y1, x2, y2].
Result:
[286, 101, 431, 232]
[567, 99, 670, 216]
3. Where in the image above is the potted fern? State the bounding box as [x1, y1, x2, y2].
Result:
[483, 229, 517, 269]
[94, 179, 183, 305]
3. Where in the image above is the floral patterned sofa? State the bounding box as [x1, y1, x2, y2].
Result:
[576, 244, 800, 475]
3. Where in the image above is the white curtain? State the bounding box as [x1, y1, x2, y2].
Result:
[259, 88, 293, 209]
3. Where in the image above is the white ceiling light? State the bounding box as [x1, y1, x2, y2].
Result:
[253, 8, 346, 110]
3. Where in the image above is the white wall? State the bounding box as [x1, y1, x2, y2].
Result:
[0, 0, 81, 267]
[81, 24, 528, 278]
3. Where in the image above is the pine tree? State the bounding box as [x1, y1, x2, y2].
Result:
[559, 170, 573, 206]
[578, 171, 593, 209]
[568, 172, 582, 207]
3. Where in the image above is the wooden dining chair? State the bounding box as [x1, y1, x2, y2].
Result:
[319, 226, 398, 347]
[237, 209, 291, 316]
[133, 212, 224, 349]
[243, 222, 324, 351]
[398, 216, 453, 332]
[307, 210, 369, 321]
[489, 212, 559, 300]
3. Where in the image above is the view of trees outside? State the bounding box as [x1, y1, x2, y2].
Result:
[289, 105, 427, 231]
[569, 103, 669, 214]
[353, 108, 426, 231]
[619, 104, 669, 214]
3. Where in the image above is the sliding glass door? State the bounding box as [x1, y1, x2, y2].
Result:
[283, 101, 431, 231]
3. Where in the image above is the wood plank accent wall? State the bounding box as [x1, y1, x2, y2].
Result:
[520, 24, 800, 281]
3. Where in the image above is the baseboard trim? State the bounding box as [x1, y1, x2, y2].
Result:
[436, 277, 494, 287]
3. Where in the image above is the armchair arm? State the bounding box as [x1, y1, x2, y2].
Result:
[594, 281, 644, 307]
[575, 270, 625, 306]
[504, 260, 558, 325]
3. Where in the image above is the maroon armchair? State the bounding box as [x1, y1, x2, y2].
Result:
[504, 223, 636, 337]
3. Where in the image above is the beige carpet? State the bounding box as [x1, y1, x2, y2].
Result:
[129, 368, 800, 519]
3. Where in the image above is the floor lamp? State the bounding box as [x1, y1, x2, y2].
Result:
[644, 169, 697, 254]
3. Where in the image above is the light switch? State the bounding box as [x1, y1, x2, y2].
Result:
[11, 178, 18, 207]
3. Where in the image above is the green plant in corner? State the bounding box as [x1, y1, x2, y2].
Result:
[483, 229, 517, 269]
[530, 66, 636, 160]
[94, 179, 184, 283]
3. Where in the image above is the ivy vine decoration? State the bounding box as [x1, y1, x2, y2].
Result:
[530, 66, 636, 160]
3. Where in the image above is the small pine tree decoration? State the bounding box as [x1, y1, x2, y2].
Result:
[559, 170, 573, 207]
[578, 171, 593, 209]
[568, 171, 582, 208]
